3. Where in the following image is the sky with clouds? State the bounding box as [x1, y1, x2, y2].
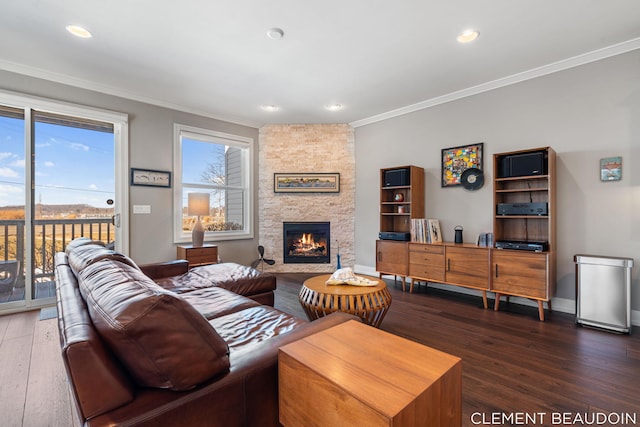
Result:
[0, 116, 114, 209]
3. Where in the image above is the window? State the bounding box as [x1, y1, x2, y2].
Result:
[173, 124, 253, 242]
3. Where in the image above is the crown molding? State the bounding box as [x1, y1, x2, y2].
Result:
[350, 37, 640, 128]
[0, 59, 263, 129]
[2, 37, 639, 130]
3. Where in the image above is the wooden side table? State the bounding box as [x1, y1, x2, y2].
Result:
[299, 274, 392, 328]
[176, 244, 218, 267]
[279, 320, 462, 427]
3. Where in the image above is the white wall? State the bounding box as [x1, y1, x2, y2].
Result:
[0, 69, 260, 265]
[354, 50, 640, 313]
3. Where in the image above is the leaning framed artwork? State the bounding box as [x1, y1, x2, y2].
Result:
[130, 168, 172, 188]
[441, 142, 484, 187]
[274, 173, 340, 193]
[427, 219, 442, 243]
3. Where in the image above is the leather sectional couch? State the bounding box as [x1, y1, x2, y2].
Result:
[55, 238, 356, 427]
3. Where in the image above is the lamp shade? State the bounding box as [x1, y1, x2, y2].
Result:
[188, 193, 210, 217]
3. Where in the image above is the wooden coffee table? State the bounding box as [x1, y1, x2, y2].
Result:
[298, 274, 392, 327]
[279, 320, 462, 427]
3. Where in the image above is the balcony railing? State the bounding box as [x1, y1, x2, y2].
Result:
[0, 218, 114, 302]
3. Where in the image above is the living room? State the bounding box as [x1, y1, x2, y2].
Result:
[1, 2, 640, 426]
[2, 38, 637, 320]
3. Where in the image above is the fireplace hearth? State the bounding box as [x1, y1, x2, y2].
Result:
[283, 222, 330, 264]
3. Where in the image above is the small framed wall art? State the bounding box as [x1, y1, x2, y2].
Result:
[441, 143, 484, 187]
[274, 173, 340, 193]
[600, 157, 621, 182]
[130, 168, 172, 188]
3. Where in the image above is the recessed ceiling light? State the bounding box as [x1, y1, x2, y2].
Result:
[66, 25, 92, 39]
[267, 28, 284, 40]
[457, 29, 479, 43]
[325, 104, 343, 112]
[261, 104, 280, 112]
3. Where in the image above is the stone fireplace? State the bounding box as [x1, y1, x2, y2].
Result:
[259, 124, 355, 273]
[283, 222, 330, 264]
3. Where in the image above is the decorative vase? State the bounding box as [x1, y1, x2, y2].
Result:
[394, 192, 404, 202]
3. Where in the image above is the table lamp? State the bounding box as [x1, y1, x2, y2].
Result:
[188, 192, 210, 247]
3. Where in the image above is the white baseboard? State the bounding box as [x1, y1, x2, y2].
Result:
[354, 264, 640, 327]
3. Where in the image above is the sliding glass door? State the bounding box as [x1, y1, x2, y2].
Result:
[32, 111, 116, 299]
[0, 92, 128, 313]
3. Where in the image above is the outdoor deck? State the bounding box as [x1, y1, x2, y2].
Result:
[0, 218, 113, 307]
[0, 281, 56, 303]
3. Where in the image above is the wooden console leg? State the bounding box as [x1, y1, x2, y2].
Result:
[481, 291, 488, 309]
[537, 300, 545, 321]
[547, 299, 552, 312]
[494, 293, 501, 311]
[400, 276, 406, 292]
[409, 278, 415, 294]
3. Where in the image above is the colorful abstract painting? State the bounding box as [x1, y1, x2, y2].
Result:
[441, 143, 484, 187]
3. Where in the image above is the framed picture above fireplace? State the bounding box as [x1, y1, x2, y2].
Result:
[274, 173, 340, 193]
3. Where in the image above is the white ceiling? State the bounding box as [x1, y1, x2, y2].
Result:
[1, 1, 639, 127]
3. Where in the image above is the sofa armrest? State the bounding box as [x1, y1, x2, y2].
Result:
[140, 260, 189, 280]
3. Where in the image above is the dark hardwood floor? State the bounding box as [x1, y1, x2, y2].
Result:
[277, 273, 640, 426]
[2, 272, 639, 426]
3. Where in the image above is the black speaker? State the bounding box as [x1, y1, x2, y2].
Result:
[498, 151, 547, 178]
[498, 156, 511, 178]
[383, 168, 409, 187]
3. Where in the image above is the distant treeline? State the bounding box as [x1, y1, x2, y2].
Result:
[0, 204, 113, 220]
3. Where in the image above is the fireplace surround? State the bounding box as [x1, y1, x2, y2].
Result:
[259, 124, 355, 272]
[283, 222, 330, 264]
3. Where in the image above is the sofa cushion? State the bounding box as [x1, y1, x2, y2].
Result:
[68, 242, 140, 276]
[209, 306, 305, 352]
[154, 270, 220, 293]
[179, 287, 260, 319]
[78, 259, 230, 391]
[156, 262, 276, 297]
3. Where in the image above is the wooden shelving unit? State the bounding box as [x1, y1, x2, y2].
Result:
[379, 166, 425, 234]
[377, 166, 424, 285]
[491, 147, 556, 320]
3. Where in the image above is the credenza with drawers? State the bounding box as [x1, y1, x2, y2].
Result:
[377, 241, 552, 321]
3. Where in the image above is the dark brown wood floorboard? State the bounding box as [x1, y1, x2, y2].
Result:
[2, 272, 639, 426]
[276, 273, 640, 426]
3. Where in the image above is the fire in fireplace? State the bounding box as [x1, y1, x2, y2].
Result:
[283, 222, 330, 264]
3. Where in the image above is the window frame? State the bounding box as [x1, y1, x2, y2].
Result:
[173, 123, 253, 243]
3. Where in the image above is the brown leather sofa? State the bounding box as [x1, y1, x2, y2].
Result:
[55, 238, 357, 427]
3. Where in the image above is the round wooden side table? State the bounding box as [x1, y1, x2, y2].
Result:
[299, 274, 392, 328]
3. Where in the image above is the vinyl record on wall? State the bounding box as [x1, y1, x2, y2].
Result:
[460, 168, 484, 190]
